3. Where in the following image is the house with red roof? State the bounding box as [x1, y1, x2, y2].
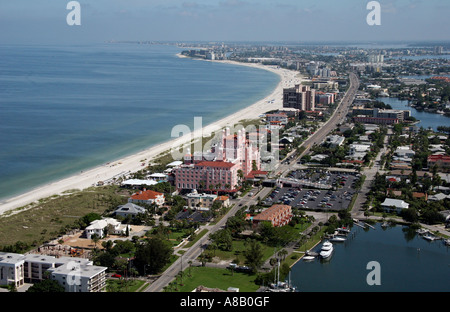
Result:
[428, 155, 450, 173]
[128, 189, 165, 206]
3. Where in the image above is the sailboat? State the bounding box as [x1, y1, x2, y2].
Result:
[267, 260, 297, 292]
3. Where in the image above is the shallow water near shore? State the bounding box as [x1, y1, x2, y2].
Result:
[290, 223, 450, 292]
[0, 43, 280, 201]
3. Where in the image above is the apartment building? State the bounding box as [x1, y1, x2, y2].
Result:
[0, 252, 106, 292]
[49, 262, 106, 293]
[428, 155, 450, 173]
[0, 252, 25, 288]
[252, 204, 292, 227]
[283, 84, 316, 111]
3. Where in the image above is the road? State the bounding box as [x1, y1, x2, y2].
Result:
[143, 72, 360, 292]
[271, 71, 360, 177]
[143, 187, 266, 292]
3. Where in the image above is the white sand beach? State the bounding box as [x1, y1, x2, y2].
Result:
[0, 56, 304, 216]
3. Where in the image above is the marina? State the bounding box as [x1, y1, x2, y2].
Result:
[291, 222, 450, 292]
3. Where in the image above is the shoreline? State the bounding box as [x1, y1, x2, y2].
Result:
[0, 54, 304, 216]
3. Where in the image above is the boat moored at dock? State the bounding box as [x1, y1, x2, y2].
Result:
[319, 241, 334, 259]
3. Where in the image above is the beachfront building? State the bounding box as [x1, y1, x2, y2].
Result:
[84, 218, 128, 239]
[0, 252, 106, 292]
[283, 84, 316, 111]
[0, 252, 25, 288]
[128, 189, 165, 206]
[252, 204, 292, 228]
[174, 128, 261, 193]
[265, 112, 288, 124]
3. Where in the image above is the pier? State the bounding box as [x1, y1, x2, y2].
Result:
[353, 218, 375, 230]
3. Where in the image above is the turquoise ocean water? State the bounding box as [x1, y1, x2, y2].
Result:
[0, 43, 280, 201]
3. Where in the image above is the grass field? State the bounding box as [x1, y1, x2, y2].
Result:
[164, 266, 260, 292]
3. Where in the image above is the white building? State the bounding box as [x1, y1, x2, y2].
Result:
[0, 252, 105, 292]
[0, 252, 25, 288]
[349, 143, 371, 155]
[266, 113, 288, 124]
[49, 262, 107, 292]
[84, 218, 128, 239]
[186, 190, 218, 210]
[394, 146, 415, 158]
[324, 135, 345, 148]
[381, 198, 409, 214]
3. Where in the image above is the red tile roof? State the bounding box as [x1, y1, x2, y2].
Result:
[195, 161, 236, 168]
[130, 190, 164, 201]
[428, 155, 450, 163]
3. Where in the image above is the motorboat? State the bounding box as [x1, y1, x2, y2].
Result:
[416, 228, 429, 235]
[337, 227, 351, 234]
[319, 241, 334, 258]
[423, 234, 436, 241]
[330, 235, 346, 242]
[303, 255, 315, 261]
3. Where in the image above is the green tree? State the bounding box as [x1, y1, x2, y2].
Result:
[27, 279, 65, 292]
[243, 239, 265, 273]
[134, 237, 173, 275]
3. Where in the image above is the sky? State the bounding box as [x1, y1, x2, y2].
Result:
[0, 0, 449, 44]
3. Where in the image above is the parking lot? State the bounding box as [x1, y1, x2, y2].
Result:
[263, 169, 361, 211]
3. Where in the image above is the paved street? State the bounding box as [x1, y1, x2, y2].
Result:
[143, 72, 361, 292]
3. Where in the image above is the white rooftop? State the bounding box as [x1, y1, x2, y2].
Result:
[381, 198, 409, 209]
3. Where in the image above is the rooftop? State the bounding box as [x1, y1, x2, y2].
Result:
[130, 189, 164, 201]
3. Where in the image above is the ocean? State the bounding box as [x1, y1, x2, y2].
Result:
[0, 43, 280, 202]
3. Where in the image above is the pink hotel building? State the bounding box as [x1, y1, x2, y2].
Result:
[174, 128, 261, 193]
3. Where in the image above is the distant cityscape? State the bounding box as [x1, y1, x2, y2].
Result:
[1, 40, 449, 294]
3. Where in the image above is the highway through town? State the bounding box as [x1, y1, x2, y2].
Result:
[143, 72, 360, 292]
[272, 71, 360, 177]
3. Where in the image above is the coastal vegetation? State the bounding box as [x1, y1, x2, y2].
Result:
[0, 185, 128, 251]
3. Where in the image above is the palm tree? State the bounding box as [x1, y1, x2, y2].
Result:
[278, 249, 288, 261]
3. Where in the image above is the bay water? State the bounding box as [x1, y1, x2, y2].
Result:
[0, 43, 280, 202]
[290, 223, 450, 292]
[377, 96, 450, 131]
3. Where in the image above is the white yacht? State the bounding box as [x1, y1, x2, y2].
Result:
[319, 241, 334, 259]
[303, 255, 315, 261]
[330, 235, 346, 242]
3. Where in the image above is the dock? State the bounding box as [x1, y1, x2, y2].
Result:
[353, 218, 375, 230]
